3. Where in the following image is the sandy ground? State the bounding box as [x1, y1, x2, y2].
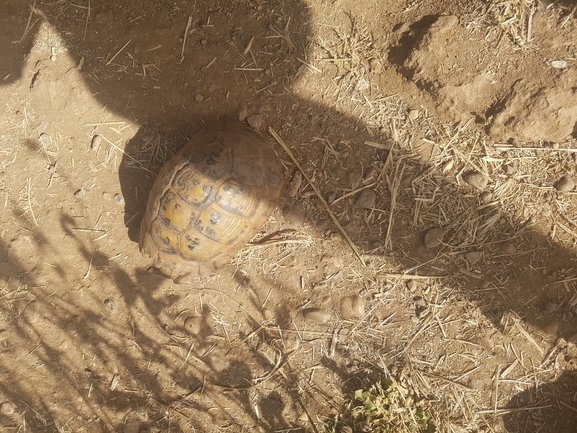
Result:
[1, 0, 577, 432]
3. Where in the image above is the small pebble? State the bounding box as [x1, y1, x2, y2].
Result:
[329, 232, 342, 242]
[91, 135, 102, 151]
[103, 361, 118, 374]
[465, 251, 483, 265]
[283, 334, 301, 352]
[469, 378, 485, 390]
[369, 240, 383, 250]
[238, 105, 249, 122]
[288, 170, 303, 198]
[184, 317, 204, 335]
[543, 321, 559, 335]
[408, 109, 419, 121]
[368, 58, 382, 73]
[365, 166, 378, 180]
[0, 329, 9, 342]
[354, 189, 376, 208]
[502, 164, 514, 175]
[247, 114, 264, 129]
[555, 175, 575, 192]
[116, 404, 132, 417]
[400, 174, 414, 188]
[501, 241, 516, 254]
[479, 279, 491, 289]
[326, 191, 337, 204]
[194, 93, 204, 102]
[282, 205, 306, 227]
[480, 191, 493, 203]
[103, 298, 117, 313]
[424, 227, 446, 249]
[102, 192, 112, 201]
[464, 172, 489, 190]
[347, 170, 362, 189]
[441, 159, 454, 172]
[302, 308, 331, 323]
[407, 280, 417, 292]
[543, 301, 557, 313]
[321, 253, 344, 268]
[114, 193, 124, 205]
[340, 295, 365, 319]
[123, 422, 140, 433]
[200, 38, 208, 46]
[0, 401, 15, 415]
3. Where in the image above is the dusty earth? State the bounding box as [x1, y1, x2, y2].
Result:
[2, 0, 577, 432]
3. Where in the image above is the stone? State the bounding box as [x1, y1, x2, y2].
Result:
[479, 279, 491, 289]
[355, 189, 376, 208]
[282, 205, 306, 227]
[91, 134, 102, 151]
[369, 240, 383, 250]
[247, 114, 264, 129]
[302, 308, 331, 323]
[340, 295, 365, 319]
[114, 193, 124, 205]
[347, 170, 362, 189]
[502, 164, 515, 175]
[424, 227, 446, 248]
[368, 58, 382, 73]
[465, 251, 483, 265]
[103, 298, 117, 314]
[543, 302, 557, 313]
[543, 321, 559, 335]
[464, 172, 489, 190]
[441, 159, 454, 172]
[184, 317, 204, 335]
[194, 93, 204, 102]
[400, 174, 415, 188]
[0, 401, 15, 415]
[408, 109, 420, 121]
[555, 175, 575, 192]
[480, 191, 493, 203]
[116, 404, 132, 417]
[501, 241, 516, 254]
[124, 422, 140, 433]
[0, 329, 8, 342]
[407, 280, 418, 292]
[287, 170, 303, 198]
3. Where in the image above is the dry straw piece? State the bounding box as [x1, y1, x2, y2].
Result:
[268, 127, 365, 266]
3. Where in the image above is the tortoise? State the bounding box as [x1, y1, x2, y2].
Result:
[139, 122, 283, 278]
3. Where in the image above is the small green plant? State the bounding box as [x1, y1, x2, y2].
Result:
[343, 378, 434, 433]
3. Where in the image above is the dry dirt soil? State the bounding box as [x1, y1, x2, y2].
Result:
[2, 0, 577, 432]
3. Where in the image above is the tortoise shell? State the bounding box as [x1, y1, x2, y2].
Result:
[139, 122, 283, 275]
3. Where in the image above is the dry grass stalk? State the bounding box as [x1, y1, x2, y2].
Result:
[269, 127, 365, 266]
[106, 39, 132, 66]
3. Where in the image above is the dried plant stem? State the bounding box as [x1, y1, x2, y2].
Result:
[269, 127, 365, 266]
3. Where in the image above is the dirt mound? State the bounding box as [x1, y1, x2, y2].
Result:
[489, 73, 577, 142]
[391, 12, 577, 142]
